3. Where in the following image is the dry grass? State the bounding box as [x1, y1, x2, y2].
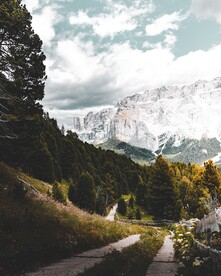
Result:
[0, 162, 146, 275]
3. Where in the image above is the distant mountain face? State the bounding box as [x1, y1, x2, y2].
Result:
[73, 77, 221, 164]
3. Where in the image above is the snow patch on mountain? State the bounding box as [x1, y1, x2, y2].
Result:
[72, 77, 221, 160]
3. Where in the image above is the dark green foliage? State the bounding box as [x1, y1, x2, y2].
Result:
[129, 194, 135, 209]
[0, 0, 46, 116]
[31, 140, 55, 183]
[68, 182, 77, 204]
[135, 176, 147, 206]
[127, 209, 135, 220]
[0, 0, 148, 216]
[77, 172, 96, 212]
[0, 163, 146, 275]
[136, 207, 142, 220]
[149, 155, 177, 220]
[203, 160, 221, 198]
[52, 182, 66, 204]
[104, 173, 118, 204]
[117, 198, 127, 215]
[95, 190, 106, 216]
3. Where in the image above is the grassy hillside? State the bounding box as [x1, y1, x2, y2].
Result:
[0, 163, 147, 275]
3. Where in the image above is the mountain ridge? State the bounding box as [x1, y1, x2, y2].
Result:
[73, 77, 221, 164]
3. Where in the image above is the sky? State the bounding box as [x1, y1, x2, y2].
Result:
[22, 0, 221, 129]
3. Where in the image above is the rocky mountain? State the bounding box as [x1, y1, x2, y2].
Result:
[73, 77, 221, 164]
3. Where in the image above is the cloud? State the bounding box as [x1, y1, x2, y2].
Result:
[22, 0, 40, 12]
[164, 33, 177, 48]
[31, 5, 63, 47]
[43, 37, 119, 110]
[23, 0, 221, 130]
[69, 1, 155, 37]
[69, 11, 136, 37]
[43, 33, 221, 118]
[191, 0, 221, 24]
[145, 11, 187, 36]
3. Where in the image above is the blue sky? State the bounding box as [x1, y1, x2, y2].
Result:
[22, 0, 221, 128]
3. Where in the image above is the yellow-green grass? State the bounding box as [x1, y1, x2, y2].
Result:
[0, 163, 147, 275]
[118, 195, 153, 221]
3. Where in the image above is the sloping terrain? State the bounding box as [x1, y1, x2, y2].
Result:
[0, 163, 145, 275]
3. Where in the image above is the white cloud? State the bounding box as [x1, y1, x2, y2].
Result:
[69, 1, 155, 37]
[191, 0, 221, 24]
[164, 33, 177, 48]
[22, 0, 40, 12]
[145, 11, 187, 36]
[70, 11, 136, 37]
[32, 5, 63, 47]
[43, 34, 221, 115]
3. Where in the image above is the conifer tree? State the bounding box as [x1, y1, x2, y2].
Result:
[149, 155, 176, 220]
[129, 194, 135, 209]
[68, 181, 77, 204]
[202, 160, 221, 199]
[0, 0, 46, 116]
[77, 172, 96, 212]
[135, 175, 146, 206]
[117, 197, 127, 215]
[136, 207, 142, 220]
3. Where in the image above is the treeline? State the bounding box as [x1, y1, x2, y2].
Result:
[1, 1, 221, 221]
[125, 155, 221, 220]
[0, 0, 148, 216]
[2, 113, 150, 210]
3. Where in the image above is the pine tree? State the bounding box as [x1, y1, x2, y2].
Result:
[129, 194, 135, 209]
[95, 190, 106, 215]
[68, 181, 77, 204]
[135, 175, 146, 206]
[202, 160, 221, 199]
[117, 198, 127, 215]
[0, 0, 46, 116]
[77, 172, 96, 212]
[149, 155, 176, 220]
[104, 173, 118, 204]
[135, 207, 142, 220]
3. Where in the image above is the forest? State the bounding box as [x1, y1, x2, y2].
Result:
[1, 2, 221, 275]
[1, 0, 221, 221]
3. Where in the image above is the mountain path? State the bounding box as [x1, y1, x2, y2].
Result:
[25, 234, 140, 276]
[146, 235, 178, 276]
[105, 204, 118, 221]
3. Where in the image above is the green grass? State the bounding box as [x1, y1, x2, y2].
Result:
[18, 170, 52, 195]
[0, 163, 147, 275]
[79, 228, 168, 276]
[117, 195, 153, 221]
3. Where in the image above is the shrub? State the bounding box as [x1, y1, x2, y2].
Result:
[117, 198, 127, 215]
[52, 182, 67, 204]
[136, 207, 142, 220]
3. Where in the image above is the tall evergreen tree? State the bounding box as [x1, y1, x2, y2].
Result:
[117, 198, 127, 215]
[77, 172, 96, 212]
[149, 155, 177, 220]
[202, 160, 221, 199]
[135, 175, 146, 206]
[0, 0, 46, 116]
